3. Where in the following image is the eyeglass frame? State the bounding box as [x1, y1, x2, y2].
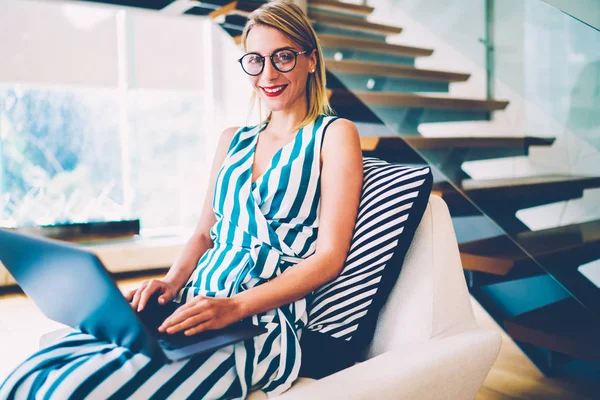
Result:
[237, 47, 313, 76]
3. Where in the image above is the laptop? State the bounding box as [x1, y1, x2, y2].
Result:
[0, 228, 267, 363]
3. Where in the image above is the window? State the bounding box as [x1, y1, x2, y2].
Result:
[0, 0, 234, 234]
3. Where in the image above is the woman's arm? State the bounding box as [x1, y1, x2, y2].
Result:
[129, 126, 239, 311]
[159, 119, 363, 335]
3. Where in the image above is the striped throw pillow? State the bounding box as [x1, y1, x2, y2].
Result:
[299, 157, 433, 378]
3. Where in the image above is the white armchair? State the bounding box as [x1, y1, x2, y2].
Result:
[254, 194, 501, 399]
[40, 195, 500, 399]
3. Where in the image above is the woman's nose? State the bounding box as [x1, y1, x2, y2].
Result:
[261, 58, 280, 81]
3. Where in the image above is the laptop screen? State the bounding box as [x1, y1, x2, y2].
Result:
[0, 229, 160, 357]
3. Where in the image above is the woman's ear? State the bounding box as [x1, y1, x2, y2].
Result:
[309, 49, 317, 72]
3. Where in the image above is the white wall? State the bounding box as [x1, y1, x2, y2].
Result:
[0, 0, 119, 87]
[129, 11, 205, 91]
[0, 0, 206, 91]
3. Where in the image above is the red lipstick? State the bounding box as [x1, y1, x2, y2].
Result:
[261, 85, 287, 97]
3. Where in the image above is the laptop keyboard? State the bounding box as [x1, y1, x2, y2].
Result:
[135, 296, 232, 350]
[134, 295, 265, 354]
[157, 336, 194, 351]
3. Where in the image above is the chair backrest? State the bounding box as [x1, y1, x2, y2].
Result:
[365, 195, 478, 359]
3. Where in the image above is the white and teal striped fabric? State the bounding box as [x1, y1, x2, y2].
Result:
[0, 114, 339, 400]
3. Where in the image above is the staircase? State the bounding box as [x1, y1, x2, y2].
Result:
[205, 0, 600, 378]
[80, 0, 600, 380]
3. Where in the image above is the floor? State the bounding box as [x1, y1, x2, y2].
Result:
[0, 273, 598, 399]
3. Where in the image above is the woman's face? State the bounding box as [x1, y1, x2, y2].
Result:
[244, 25, 316, 114]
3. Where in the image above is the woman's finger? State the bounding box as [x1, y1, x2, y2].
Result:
[158, 291, 174, 305]
[159, 307, 196, 331]
[124, 288, 137, 302]
[137, 281, 162, 312]
[130, 289, 142, 310]
[184, 321, 211, 336]
[172, 296, 206, 315]
[164, 313, 211, 335]
[130, 281, 149, 310]
[159, 303, 207, 332]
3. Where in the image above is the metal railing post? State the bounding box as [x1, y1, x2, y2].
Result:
[480, 0, 495, 100]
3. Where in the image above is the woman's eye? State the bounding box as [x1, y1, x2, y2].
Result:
[248, 56, 262, 64]
[277, 52, 293, 61]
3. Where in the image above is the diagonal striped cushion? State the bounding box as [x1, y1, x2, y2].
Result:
[300, 157, 432, 378]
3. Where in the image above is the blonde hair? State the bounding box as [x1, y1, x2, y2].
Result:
[241, 0, 333, 131]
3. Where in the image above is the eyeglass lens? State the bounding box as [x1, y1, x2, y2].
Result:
[241, 50, 298, 75]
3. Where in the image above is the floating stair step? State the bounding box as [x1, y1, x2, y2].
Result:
[309, 10, 402, 36]
[308, 0, 374, 17]
[360, 136, 555, 164]
[326, 59, 470, 82]
[85, 0, 174, 10]
[360, 136, 555, 153]
[208, 0, 264, 19]
[403, 136, 554, 149]
[315, 34, 433, 57]
[460, 219, 600, 276]
[219, 17, 248, 35]
[185, 0, 239, 16]
[192, 0, 235, 7]
[329, 90, 509, 126]
[211, 1, 395, 37]
[522, 220, 600, 315]
[235, 34, 434, 65]
[433, 175, 600, 217]
[504, 298, 600, 361]
[360, 137, 425, 164]
[184, 7, 216, 16]
[329, 90, 508, 110]
[361, 136, 556, 150]
[449, 175, 600, 193]
[209, 0, 256, 18]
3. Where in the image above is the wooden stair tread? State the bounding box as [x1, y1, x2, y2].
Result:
[329, 89, 509, 110]
[461, 219, 600, 261]
[309, 0, 374, 16]
[309, 10, 402, 35]
[190, 0, 235, 8]
[504, 298, 600, 361]
[433, 175, 600, 219]
[208, 0, 259, 19]
[318, 34, 433, 57]
[459, 219, 600, 275]
[235, 34, 434, 57]
[434, 175, 600, 194]
[360, 136, 555, 151]
[326, 59, 470, 82]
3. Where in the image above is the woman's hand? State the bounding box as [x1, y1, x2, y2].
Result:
[125, 279, 179, 312]
[158, 296, 245, 336]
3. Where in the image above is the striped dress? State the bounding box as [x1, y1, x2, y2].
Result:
[0, 114, 338, 400]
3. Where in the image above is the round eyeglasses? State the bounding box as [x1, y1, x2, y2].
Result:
[238, 49, 310, 76]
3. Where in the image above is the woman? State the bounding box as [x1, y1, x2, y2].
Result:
[0, 1, 363, 398]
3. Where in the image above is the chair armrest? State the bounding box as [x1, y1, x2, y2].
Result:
[274, 329, 501, 400]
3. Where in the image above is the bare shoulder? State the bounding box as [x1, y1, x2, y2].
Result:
[322, 118, 361, 156]
[214, 126, 239, 152]
[325, 118, 359, 138]
[220, 126, 240, 143]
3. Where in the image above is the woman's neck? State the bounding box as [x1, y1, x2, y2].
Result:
[266, 102, 308, 136]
